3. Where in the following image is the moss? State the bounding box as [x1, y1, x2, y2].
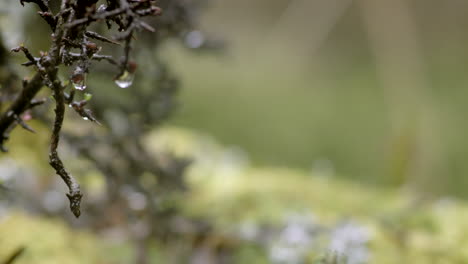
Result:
[0, 212, 131, 264]
[3, 127, 468, 263]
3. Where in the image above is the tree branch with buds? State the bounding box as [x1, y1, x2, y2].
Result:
[0, 0, 162, 217]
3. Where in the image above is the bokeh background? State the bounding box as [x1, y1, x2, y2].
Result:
[170, 0, 468, 196]
[2, 0, 468, 263]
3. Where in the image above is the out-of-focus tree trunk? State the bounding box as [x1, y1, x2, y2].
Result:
[0, 31, 19, 108]
[358, 0, 445, 195]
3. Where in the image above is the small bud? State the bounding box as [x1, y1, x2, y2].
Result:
[127, 61, 138, 74]
[66, 192, 83, 218]
[21, 111, 32, 121]
[86, 42, 99, 52]
[151, 6, 162, 15]
[10, 46, 21, 52]
[71, 73, 85, 84]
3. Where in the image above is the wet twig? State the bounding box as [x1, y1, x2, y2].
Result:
[0, 0, 162, 217]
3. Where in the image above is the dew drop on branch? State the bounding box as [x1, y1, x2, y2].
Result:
[114, 70, 134, 88]
[71, 72, 87, 91]
[73, 81, 86, 91]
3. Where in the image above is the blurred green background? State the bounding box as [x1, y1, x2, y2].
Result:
[164, 0, 468, 197]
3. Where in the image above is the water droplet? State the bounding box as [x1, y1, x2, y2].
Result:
[97, 4, 107, 13]
[73, 82, 86, 91]
[115, 70, 134, 88]
[71, 73, 87, 91]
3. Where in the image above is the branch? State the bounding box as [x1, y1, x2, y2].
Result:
[48, 73, 82, 218]
[0, 73, 43, 151]
[85, 31, 121, 45]
[5, 0, 164, 218]
[19, 0, 49, 12]
[1, 246, 26, 264]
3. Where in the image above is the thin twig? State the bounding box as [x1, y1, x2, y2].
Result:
[2, 246, 26, 264]
[49, 75, 82, 218]
[0, 73, 44, 151]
